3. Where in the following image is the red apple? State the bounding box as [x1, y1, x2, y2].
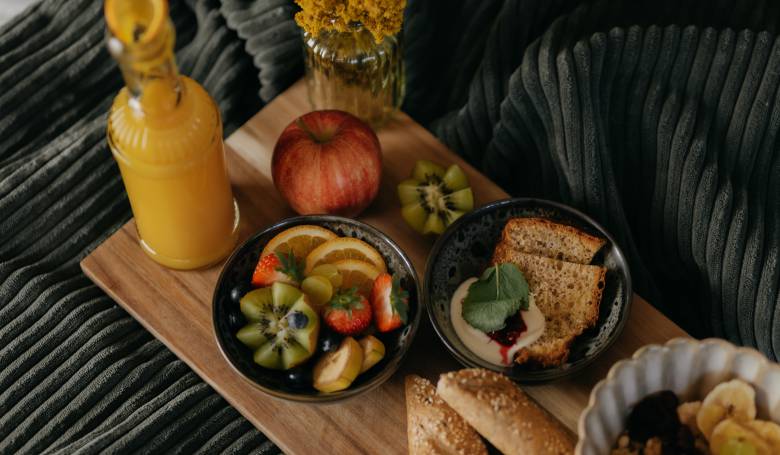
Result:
[272, 110, 382, 217]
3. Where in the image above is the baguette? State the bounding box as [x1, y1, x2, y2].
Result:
[492, 244, 606, 366]
[498, 217, 605, 264]
[405, 375, 487, 455]
[437, 369, 575, 455]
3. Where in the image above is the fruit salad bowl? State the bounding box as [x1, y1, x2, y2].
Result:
[212, 215, 420, 403]
[576, 338, 780, 455]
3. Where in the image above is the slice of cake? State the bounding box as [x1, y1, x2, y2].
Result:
[498, 217, 606, 264]
[492, 244, 606, 366]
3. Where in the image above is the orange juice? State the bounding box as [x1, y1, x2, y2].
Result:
[105, 0, 238, 269]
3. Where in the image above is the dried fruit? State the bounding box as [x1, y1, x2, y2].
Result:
[626, 390, 680, 443]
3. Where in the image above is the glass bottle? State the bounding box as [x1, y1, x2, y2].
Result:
[104, 0, 239, 270]
[303, 22, 404, 128]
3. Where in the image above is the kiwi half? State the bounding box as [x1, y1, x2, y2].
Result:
[236, 282, 320, 370]
[397, 160, 474, 234]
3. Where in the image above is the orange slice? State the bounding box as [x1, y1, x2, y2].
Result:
[304, 237, 387, 275]
[331, 260, 381, 297]
[261, 225, 337, 260]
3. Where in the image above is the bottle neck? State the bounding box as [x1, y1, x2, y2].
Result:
[106, 2, 182, 115]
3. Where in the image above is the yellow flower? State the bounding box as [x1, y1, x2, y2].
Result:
[295, 0, 405, 42]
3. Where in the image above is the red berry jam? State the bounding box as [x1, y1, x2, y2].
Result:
[487, 312, 527, 365]
[487, 312, 528, 347]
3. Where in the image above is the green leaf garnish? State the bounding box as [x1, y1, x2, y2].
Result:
[276, 251, 303, 283]
[461, 263, 529, 332]
[390, 274, 409, 324]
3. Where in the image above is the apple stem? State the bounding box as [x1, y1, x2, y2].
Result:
[296, 118, 333, 143]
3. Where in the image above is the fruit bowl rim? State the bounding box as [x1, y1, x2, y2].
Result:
[212, 214, 422, 403]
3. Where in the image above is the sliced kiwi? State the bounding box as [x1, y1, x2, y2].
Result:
[272, 281, 302, 309]
[253, 340, 283, 369]
[237, 282, 320, 370]
[239, 287, 273, 321]
[397, 160, 474, 234]
[288, 298, 319, 350]
[236, 324, 269, 349]
[281, 340, 310, 369]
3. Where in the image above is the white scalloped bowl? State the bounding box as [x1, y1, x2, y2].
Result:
[576, 338, 780, 455]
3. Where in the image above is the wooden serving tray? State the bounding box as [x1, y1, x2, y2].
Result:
[81, 80, 688, 454]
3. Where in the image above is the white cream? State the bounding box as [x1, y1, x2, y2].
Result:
[450, 277, 545, 366]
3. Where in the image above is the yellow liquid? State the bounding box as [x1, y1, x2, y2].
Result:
[107, 77, 239, 269]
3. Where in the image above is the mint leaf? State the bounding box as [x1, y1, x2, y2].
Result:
[461, 296, 519, 332]
[494, 263, 529, 309]
[391, 274, 409, 324]
[461, 263, 529, 332]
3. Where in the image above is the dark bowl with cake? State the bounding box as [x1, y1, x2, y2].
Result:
[424, 198, 632, 383]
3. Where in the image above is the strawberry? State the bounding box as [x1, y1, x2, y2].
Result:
[370, 273, 409, 332]
[251, 252, 303, 287]
[323, 288, 372, 336]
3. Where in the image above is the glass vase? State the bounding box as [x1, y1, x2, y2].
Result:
[303, 23, 404, 128]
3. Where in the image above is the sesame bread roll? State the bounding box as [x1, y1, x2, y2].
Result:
[405, 375, 487, 455]
[437, 369, 575, 455]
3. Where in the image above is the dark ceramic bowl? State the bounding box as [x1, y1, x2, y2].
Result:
[213, 215, 420, 402]
[425, 198, 632, 383]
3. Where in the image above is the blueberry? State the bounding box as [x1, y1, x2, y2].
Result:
[285, 367, 311, 389]
[230, 283, 250, 304]
[228, 312, 242, 327]
[318, 331, 342, 353]
[287, 312, 308, 329]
